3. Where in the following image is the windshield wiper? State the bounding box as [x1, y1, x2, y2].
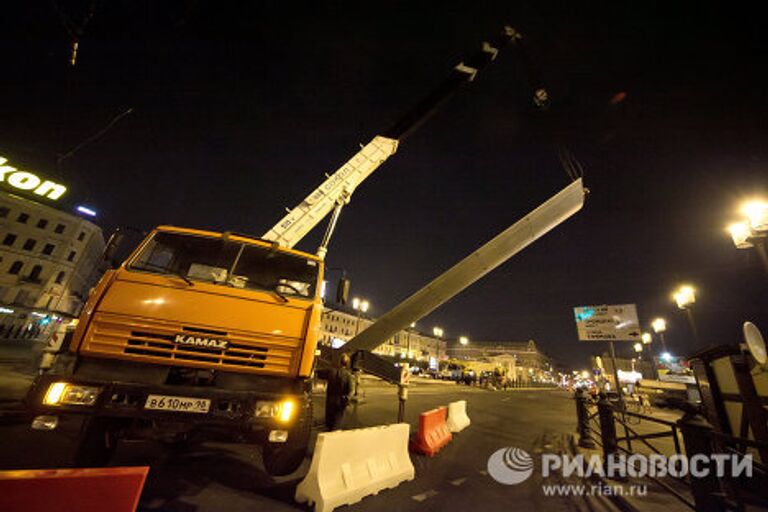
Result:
[131, 263, 194, 287]
[271, 283, 289, 303]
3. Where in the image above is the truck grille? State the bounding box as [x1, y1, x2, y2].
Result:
[82, 314, 300, 375]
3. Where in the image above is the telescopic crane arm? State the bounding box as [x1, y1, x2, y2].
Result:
[261, 26, 537, 255]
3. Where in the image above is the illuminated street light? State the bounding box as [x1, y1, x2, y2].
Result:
[741, 199, 768, 232]
[650, 317, 668, 352]
[633, 342, 643, 353]
[433, 326, 444, 338]
[641, 332, 652, 344]
[672, 285, 700, 344]
[352, 297, 370, 335]
[352, 297, 369, 313]
[727, 199, 768, 277]
[673, 285, 696, 309]
[459, 336, 469, 346]
[728, 222, 754, 249]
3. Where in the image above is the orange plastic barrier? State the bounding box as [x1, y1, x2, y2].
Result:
[0, 466, 149, 512]
[410, 406, 452, 456]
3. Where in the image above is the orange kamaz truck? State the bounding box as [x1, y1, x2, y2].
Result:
[29, 226, 324, 474]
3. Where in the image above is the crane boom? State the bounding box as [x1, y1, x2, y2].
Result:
[262, 26, 534, 252]
[261, 136, 398, 248]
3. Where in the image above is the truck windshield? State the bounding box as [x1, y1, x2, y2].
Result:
[129, 231, 319, 298]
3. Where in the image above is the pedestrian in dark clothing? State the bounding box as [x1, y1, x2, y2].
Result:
[318, 353, 353, 431]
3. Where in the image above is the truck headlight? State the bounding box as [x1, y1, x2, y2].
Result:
[43, 382, 101, 406]
[255, 401, 280, 418]
[277, 399, 295, 423]
[254, 399, 296, 423]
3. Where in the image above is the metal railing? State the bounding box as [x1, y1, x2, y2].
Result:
[574, 390, 768, 511]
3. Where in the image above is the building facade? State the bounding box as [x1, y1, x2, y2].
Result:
[447, 339, 553, 383]
[0, 191, 105, 339]
[320, 305, 447, 365]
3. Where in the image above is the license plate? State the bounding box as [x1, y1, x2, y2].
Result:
[144, 394, 210, 414]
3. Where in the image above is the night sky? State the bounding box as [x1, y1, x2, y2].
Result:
[2, 2, 767, 369]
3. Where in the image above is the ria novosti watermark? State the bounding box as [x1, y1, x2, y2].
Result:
[488, 446, 753, 493]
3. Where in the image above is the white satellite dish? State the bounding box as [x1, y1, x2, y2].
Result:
[743, 321, 767, 365]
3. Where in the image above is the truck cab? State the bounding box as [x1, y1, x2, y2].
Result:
[28, 226, 324, 475]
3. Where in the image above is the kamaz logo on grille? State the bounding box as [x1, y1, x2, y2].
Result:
[173, 334, 229, 349]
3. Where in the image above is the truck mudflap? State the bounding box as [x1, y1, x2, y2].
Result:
[27, 372, 310, 433]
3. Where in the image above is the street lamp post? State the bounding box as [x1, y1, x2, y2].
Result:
[432, 326, 444, 365]
[406, 322, 415, 361]
[651, 317, 668, 352]
[351, 297, 370, 399]
[673, 285, 700, 345]
[352, 297, 370, 335]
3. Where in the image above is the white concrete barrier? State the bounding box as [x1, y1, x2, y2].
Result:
[295, 423, 414, 512]
[446, 400, 471, 433]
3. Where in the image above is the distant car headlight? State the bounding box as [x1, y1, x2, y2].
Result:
[43, 382, 101, 406]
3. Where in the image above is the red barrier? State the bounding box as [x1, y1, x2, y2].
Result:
[410, 406, 452, 456]
[0, 466, 149, 512]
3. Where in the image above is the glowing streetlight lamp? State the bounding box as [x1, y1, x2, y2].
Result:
[459, 336, 469, 346]
[432, 326, 444, 338]
[650, 317, 668, 352]
[672, 285, 700, 344]
[352, 297, 369, 313]
[673, 285, 696, 309]
[742, 200, 768, 232]
[727, 199, 768, 277]
[728, 222, 754, 249]
[633, 342, 643, 353]
[641, 332, 652, 344]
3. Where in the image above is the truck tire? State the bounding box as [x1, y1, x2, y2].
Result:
[73, 417, 120, 467]
[262, 399, 312, 476]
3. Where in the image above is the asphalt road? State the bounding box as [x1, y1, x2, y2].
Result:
[0, 362, 584, 512]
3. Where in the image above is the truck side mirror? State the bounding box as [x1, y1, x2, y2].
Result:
[103, 231, 126, 268]
[336, 277, 350, 305]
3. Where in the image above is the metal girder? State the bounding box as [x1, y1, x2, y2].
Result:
[342, 178, 586, 354]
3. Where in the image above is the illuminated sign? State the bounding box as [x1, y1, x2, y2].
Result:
[0, 156, 67, 200]
[76, 205, 97, 217]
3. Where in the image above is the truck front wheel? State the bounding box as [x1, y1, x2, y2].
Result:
[73, 417, 122, 467]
